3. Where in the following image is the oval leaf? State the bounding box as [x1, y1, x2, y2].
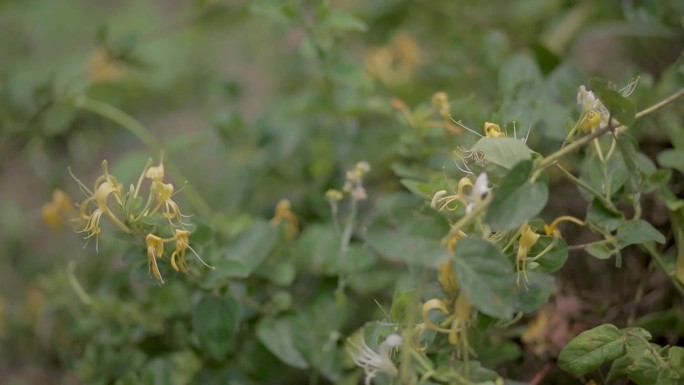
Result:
[558, 324, 627, 374]
[192, 296, 241, 360]
[453, 237, 517, 319]
[486, 160, 549, 231]
[256, 317, 309, 369]
[617, 219, 665, 248]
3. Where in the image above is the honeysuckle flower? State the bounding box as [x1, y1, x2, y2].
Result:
[438, 258, 459, 297]
[516, 224, 541, 286]
[325, 189, 343, 201]
[431, 173, 489, 214]
[42, 189, 74, 231]
[145, 162, 164, 181]
[465, 172, 489, 213]
[431, 91, 450, 118]
[422, 294, 474, 353]
[544, 215, 585, 236]
[270, 199, 299, 239]
[448, 293, 473, 346]
[75, 174, 130, 251]
[146, 234, 165, 284]
[169, 229, 214, 273]
[149, 181, 189, 226]
[484, 122, 505, 138]
[347, 333, 403, 385]
[576, 85, 603, 133]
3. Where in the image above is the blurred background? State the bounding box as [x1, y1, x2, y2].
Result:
[1, 0, 683, 384]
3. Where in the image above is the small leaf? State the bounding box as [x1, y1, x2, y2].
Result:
[366, 228, 449, 268]
[486, 160, 549, 231]
[516, 271, 555, 313]
[389, 289, 416, 324]
[588, 78, 636, 126]
[256, 317, 309, 369]
[192, 295, 241, 360]
[615, 133, 642, 198]
[617, 219, 665, 248]
[658, 149, 684, 174]
[586, 198, 623, 232]
[529, 235, 568, 273]
[499, 54, 543, 102]
[558, 324, 627, 374]
[453, 237, 517, 319]
[324, 9, 367, 32]
[470, 137, 533, 182]
[586, 243, 614, 260]
[224, 220, 277, 275]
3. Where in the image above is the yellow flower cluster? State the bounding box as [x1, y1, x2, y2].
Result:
[70, 159, 211, 284]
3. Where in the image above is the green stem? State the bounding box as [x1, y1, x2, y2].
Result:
[641, 243, 684, 297]
[337, 196, 358, 292]
[67, 260, 92, 306]
[75, 96, 212, 218]
[635, 88, 684, 119]
[534, 87, 684, 176]
[447, 194, 493, 236]
[554, 163, 616, 211]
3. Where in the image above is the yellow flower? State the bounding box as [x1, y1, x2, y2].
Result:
[484, 122, 505, 138]
[146, 234, 165, 284]
[422, 294, 474, 354]
[325, 189, 343, 201]
[145, 162, 165, 182]
[41, 189, 74, 231]
[270, 199, 299, 240]
[544, 215, 585, 236]
[431, 92, 450, 118]
[87, 49, 124, 82]
[576, 86, 603, 133]
[516, 224, 541, 286]
[169, 229, 213, 273]
[347, 332, 402, 385]
[150, 181, 188, 226]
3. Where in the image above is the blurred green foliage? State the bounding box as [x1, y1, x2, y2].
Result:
[1, 0, 684, 384]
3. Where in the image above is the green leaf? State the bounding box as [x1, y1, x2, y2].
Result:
[453, 237, 517, 319]
[366, 228, 450, 268]
[586, 198, 624, 232]
[43, 101, 76, 136]
[192, 295, 241, 360]
[470, 138, 533, 182]
[256, 317, 309, 369]
[615, 133, 642, 197]
[516, 271, 555, 313]
[499, 54, 543, 102]
[528, 235, 568, 273]
[586, 243, 614, 260]
[324, 9, 367, 32]
[389, 289, 415, 324]
[588, 78, 636, 126]
[658, 149, 684, 174]
[486, 160, 549, 231]
[617, 219, 665, 248]
[223, 220, 277, 275]
[558, 324, 627, 374]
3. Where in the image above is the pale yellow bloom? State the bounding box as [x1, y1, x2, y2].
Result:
[169, 229, 213, 273]
[516, 224, 541, 286]
[150, 181, 188, 226]
[347, 333, 402, 385]
[431, 92, 450, 118]
[146, 234, 165, 284]
[484, 122, 505, 138]
[41, 189, 74, 231]
[145, 162, 165, 182]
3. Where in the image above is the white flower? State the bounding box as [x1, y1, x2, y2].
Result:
[465, 172, 489, 213]
[347, 333, 402, 385]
